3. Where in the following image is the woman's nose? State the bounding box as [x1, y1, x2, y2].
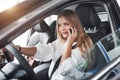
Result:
[61, 27, 65, 31]
[61, 25, 66, 30]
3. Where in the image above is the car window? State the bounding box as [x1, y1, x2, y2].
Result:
[97, 12, 108, 22]
[100, 29, 120, 61]
[95, 6, 108, 22]
[12, 29, 29, 47]
[81, 29, 120, 78]
[44, 15, 58, 26]
[117, 0, 120, 7]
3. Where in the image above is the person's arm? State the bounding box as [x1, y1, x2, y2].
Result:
[60, 43, 72, 62]
[15, 45, 36, 56]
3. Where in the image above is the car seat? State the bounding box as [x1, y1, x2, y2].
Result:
[27, 20, 51, 46]
[75, 4, 111, 43]
[27, 20, 56, 80]
[47, 20, 57, 43]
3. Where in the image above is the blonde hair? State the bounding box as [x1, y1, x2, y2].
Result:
[56, 10, 95, 70]
[57, 10, 93, 52]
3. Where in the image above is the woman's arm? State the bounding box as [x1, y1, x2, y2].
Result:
[15, 45, 36, 56]
[60, 43, 72, 62]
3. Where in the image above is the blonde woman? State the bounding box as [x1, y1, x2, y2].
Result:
[15, 10, 95, 80]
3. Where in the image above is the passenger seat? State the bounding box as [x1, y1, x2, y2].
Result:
[26, 20, 52, 68]
[27, 20, 56, 80]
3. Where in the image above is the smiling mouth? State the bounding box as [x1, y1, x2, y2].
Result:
[62, 32, 68, 35]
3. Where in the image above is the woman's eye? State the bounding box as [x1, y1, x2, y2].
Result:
[58, 24, 61, 27]
[64, 23, 69, 26]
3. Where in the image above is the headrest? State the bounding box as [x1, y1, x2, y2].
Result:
[75, 4, 101, 28]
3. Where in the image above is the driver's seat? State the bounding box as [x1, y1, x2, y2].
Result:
[27, 20, 56, 80]
[75, 4, 110, 43]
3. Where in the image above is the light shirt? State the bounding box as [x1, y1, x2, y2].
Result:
[34, 39, 89, 80]
[27, 31, 49, 46]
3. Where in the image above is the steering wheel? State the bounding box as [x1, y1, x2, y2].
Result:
[5, 44, 39, 80]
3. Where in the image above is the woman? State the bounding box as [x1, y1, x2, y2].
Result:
[15, 10, 95, 80]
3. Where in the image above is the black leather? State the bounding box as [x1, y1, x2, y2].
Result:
[47, 21, 56, 43]
[76, 4, 101, 28]
[75, 4, 110, 43]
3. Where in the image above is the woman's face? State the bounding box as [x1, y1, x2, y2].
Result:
[58, 17, 72, 39]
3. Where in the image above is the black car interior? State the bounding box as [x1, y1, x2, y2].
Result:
[75, 4, 111, 43]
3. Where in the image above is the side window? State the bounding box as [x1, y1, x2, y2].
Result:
[95, 6, 108, 22]
[101, 29, 120, 61]
[117, 0, 120, 7]
[97, 12, 108, 22]
[44, 15, 57, 26]
[12, 29, 30, 46]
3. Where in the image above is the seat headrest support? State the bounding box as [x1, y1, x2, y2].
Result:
[75, 4, 101, 28]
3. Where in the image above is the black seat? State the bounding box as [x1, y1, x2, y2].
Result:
[47, 20, 56, 43]
[75, 4, 110, 43]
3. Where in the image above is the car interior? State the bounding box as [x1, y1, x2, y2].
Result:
[21, 2, 111, 80]
[0, 0, 119, 80]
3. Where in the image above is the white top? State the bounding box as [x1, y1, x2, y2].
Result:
[34, 40, 89, 80]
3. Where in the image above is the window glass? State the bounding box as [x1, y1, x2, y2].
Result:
[12, 29, 29, 47]
[97, 12, 108, 21]
[117, 0, 120, 7]
[95, 6, 108, 22]
[45, 15, 57, 26]
[100, 29, 120, 61]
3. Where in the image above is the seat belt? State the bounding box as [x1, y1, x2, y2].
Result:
[49, 56, 61, 79]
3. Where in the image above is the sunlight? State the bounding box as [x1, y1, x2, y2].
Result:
[0, 0, 25, 12]
[117, 0, 120, 7]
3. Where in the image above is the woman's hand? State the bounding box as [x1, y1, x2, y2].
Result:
[10, 42, 36, 56]
[66, 27, 77, 47]
[10, 43, 21, 51]
[61, 27, 77, 62]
